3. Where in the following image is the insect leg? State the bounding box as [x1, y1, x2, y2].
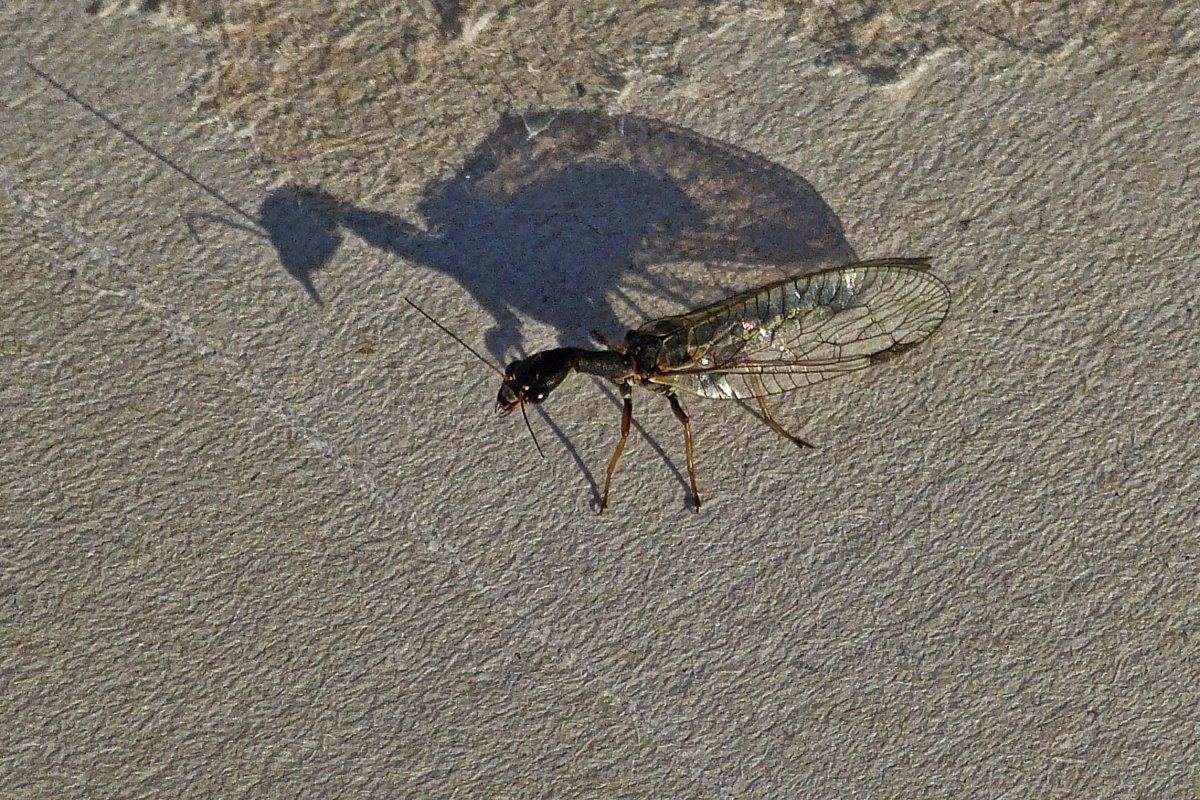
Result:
[667, 391, 702, 512]
[601, 382, 634, 512]
[755, 394, 814, 449]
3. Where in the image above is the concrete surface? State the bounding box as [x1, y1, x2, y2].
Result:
[2, 2, 1197, 798]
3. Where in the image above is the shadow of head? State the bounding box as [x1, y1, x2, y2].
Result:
[261, 110, 855, 357]
[259, 186, 345, 306]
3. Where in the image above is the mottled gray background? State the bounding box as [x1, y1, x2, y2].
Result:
[2, 2, 1197, 797]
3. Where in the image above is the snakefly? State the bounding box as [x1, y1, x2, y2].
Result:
[410, 258, 950, 511]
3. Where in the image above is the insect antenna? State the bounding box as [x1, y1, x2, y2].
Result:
[404, 298, 545, 459]
[519, 402, 546, 459]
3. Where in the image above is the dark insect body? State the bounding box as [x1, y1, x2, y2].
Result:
[489, 257, 950, 511]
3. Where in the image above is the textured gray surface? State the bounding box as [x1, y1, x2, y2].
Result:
[2, 2, 1197, 798]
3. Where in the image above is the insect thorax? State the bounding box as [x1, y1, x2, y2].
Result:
[625, 328, 692, 376]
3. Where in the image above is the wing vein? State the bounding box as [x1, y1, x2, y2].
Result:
[645, 259, 951, 400]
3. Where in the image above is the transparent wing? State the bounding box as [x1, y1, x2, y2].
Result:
[646, 259, 951, 400]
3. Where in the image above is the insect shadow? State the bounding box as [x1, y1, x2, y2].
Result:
[29, 66, 859, 509]
[263, 111, 863, 509]
[263, 110, 857, 361]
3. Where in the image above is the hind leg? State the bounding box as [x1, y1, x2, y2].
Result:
[601, 383, 634, 512]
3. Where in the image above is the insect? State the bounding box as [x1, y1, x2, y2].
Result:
[410, 257, 950, 511]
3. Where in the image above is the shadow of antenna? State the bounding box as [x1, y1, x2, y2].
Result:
[30, 61, 339, 307]
[29, 63, 260, 230]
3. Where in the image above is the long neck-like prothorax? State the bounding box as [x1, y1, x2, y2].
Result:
[566, 348, 636, 382]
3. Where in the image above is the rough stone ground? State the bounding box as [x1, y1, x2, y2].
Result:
[2, 2, 1197, 798]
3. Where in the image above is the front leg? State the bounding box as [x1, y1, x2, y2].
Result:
[600, 382, 634, 512]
